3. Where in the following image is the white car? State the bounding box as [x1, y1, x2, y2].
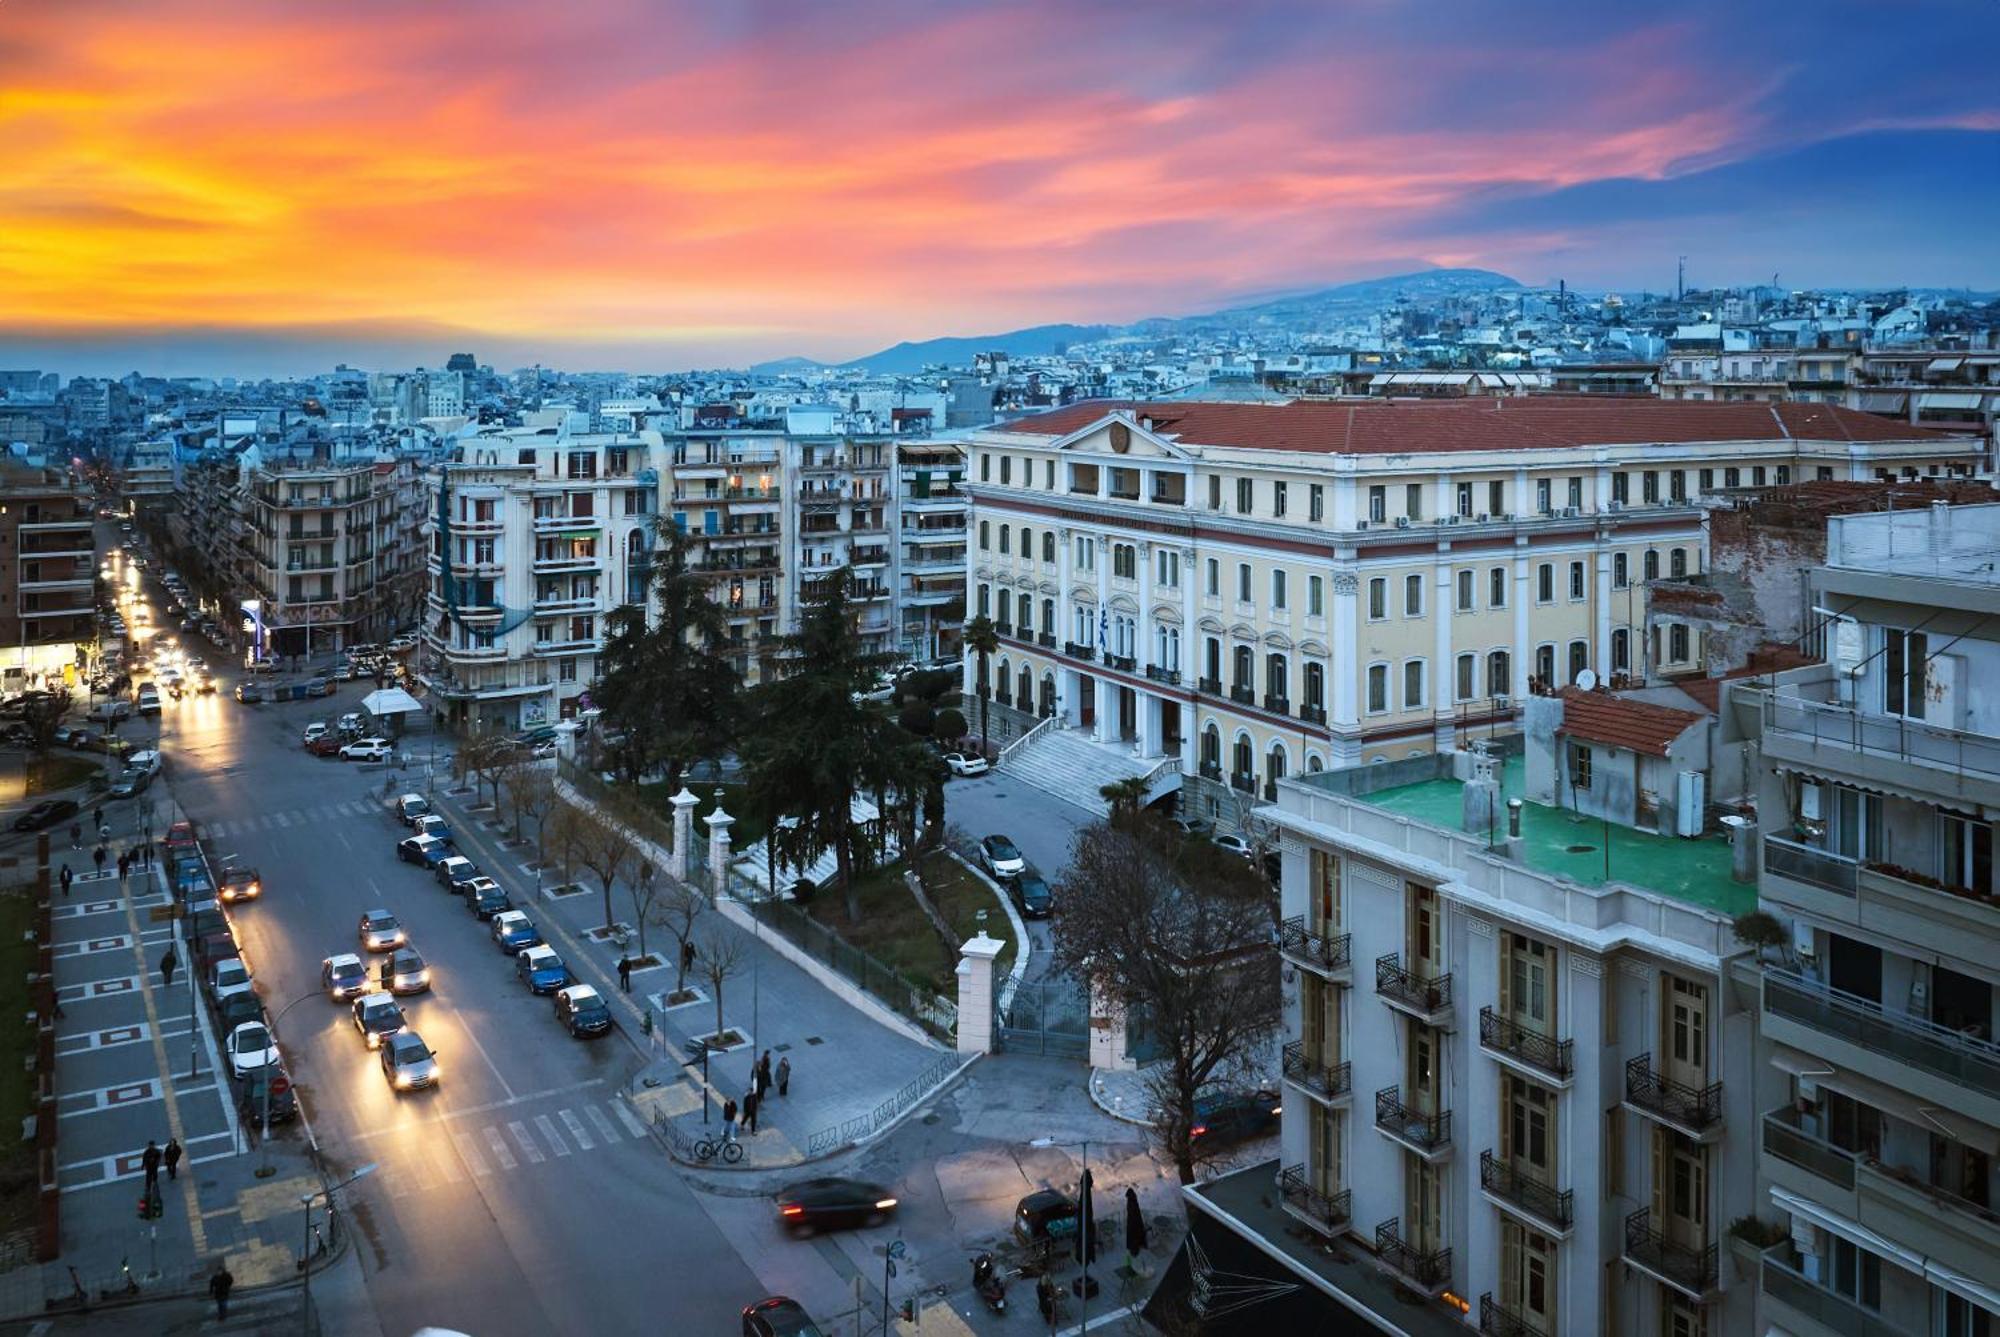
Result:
[341, 738, 393, 762]
[226, 1021, 281, 1079]
[126, 749, 163, 777]
[1210, 833, 1255, 859]
[337, 712, 365, 735]
[943, 752, 989, 777]
[210, 958, 254, 1007]
[396, 793, 430, 825]
[302, 722, 329, 746]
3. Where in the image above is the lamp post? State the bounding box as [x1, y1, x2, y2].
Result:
[299, 1162, 376, 1334]
[254, 990, 323, 1179]
[1030, 1136, 1094, 1332]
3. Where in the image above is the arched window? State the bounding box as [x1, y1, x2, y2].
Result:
[1669, 547, 1688, 578]
[994, 657, 1011, 704]
[1040, 673, 1056, 718]
[996, 589, 1012, 628]
[1568, 640, 1589, 682]
[1266, 653, 1289, 705]
[1612, 628, 1630, 674]
[1201, 724, 1221, 771]
[1205, 637, 1221, 684]
[999, 525, 1011, 556]
[1232, 734, 1254, 784]
[1265, 744, 1288, 799]
[1017, 665, 1033, 706]
[978, 520, 989, 550]
[1643, 549, 1660, 581]
[1232, 645, 1254, 691]
[1041, 598, 1054, 635]
[1019, 527, 1032, 560]
[1535, 644, 1555, 692]
[976, 584, 990, 617]
[1306, 753, 1324, 773]
[1017, 595, 1033, 634]
[627, 527, 648, 560]
[1488, 649, 1511, 698]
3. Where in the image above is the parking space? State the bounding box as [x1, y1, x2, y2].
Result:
[49, 865, 241, 1193]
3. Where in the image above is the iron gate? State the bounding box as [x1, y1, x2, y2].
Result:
[996, 978, 1091, 1058]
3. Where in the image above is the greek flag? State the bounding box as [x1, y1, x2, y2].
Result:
[1097, 608, 1109, 654]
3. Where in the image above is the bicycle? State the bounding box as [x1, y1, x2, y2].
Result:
[691, 1132, 743, 1164]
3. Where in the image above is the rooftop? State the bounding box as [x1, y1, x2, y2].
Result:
[1334, 755, 1752, 918]
[1557, 687, 1703, 756]
[1826, 501, 2000, 588]
[991, 397, 1964, 455]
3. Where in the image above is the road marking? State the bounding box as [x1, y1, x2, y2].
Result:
[612, 1100, 647, 1138]
[57, 975, 140, 1002]
[534, 1113, 570, 1157]
[452, 1131, 489, 1177]
[432, 1144, 464, 1184]
[274, 812, 293, 828]
[54, 899, 127, 920]
[585, 1104, 620, 1144]
[456, 1014, 517, 1101]
[345, 1078, 607, 1140]
[559, 1108, 593, 1151]
[484, 1126, 518, 1171]
[120, 888, 208, 1253]
[507, 1120, 544, 1164]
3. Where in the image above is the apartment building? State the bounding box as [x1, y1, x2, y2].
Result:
[896, 437, 967, 660]
[0, 463, 98, 690]
[1745, 501, 2000, 1335]
[965, 399, 1983, 817]
[420, 427, 660, 732]
[788, 407, 896, 659]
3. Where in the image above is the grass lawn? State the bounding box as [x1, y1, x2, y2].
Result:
[0, 890, 37, 1232]
[801, 850, 1015, 995]
[633, 780, 769, 853]
[26, 753, 101, 796]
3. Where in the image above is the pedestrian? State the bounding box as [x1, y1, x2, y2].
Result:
[93, 845, 106, 876]
[96, 816, 108, 842]
[680, 939, 696, 975]
[141, 1139, 161, 1191]
[209, 1264, 234, 1320]
[118, 851, 129, 881]
[756, 1049, 772, 1099]
[69, 821, 81, 851]
[617, 956, 632, 993]
[776, 1055, 791, 1098]
[159, 946, 177, 990]
[742, 1085, 759, 1135]
[721, 1096, 738, 1143]
[164, 1137, 182, 1181]
[59, 865, 72, 897]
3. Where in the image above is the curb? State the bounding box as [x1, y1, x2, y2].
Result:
[1087, 1069, 1159, 1128]
[946, 851, 1031, 1015]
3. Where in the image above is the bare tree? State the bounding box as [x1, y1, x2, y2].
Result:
[627, 860, 662, 961]
[501, 760, 556, 849]
[1052, 821, 1279, 1185]
[695, 926, 747, 1045]
[459, 733, 512, 807]
[570, 801, 635, 933]
[542, 801, 587, 888]
[653, 879, 707, 1001]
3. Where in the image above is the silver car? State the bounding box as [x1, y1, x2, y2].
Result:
[358, 909, 406, 953]
[380, 1030, 439, 1091]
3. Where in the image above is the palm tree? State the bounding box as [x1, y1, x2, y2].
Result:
[963, 614, 999, 758]
[1099, 775, 1149, 827]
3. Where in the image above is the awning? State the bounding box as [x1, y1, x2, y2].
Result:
[362, 687, 425, 715]
[1858, 392, 1908, 413]
[1926, 357, 1965, 373]
[1918, 392, 1983, 410]
[1772, 1186, 2000, 1315]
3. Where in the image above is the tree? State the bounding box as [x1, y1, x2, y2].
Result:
[934, 707, 967, 744]
[963, 615, 999, 756]
[541, 801, 587, 888]
[653, 879, 707, 1001]
[1052, 821, 1280, 1185]
[21, 690, 70, 754]
[459, 733, 512, 807]
[503, 763, 557, 860]
[593, 521, 740, 791]
[695, 926, 747, 1045]
[1099, 776, 1149, 828]
[571, 801, 635, 933]
[628, 861, 661, 961]
[897, 702, 935, 736]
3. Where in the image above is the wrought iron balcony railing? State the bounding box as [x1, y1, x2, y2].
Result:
[1374, 1218, 1450, 1291]
[1374, 1087, 1451, 1154]
[1376, 954, 1452, 1019]
[1479, 1150, 1573, 1230]
[1622, 1208, 1717, 1298]
[1479, 1007, 1574, 1081]
[1282, 1041, 1351, 1103]
[1277, 1164, 1350, 1235]
[1624, 1054, 1723, 1134]
[1279, 916, 1352, 975]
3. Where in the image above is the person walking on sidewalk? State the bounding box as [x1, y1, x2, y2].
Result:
[159, 947, 177, 990]
[209, 1264, 233, 1320]
[164, 1138, 181, 1181]
[741, 1086, 760, 1136]
[117, 851, 129, 882]
[141, 1140, 162, 1192]
[617, 956, 632, 993]
[756, 1050, 772, 1100]
[58, 865, 72, 897]
[721, 1097, 738, 1143]
[776, 1055, 791, 1098]
[680, 939, 696, 976]
[69, 821, 81, 851]
[92, 845, 106, 876]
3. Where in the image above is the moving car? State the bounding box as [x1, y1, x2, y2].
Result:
[979, 835, 1025, 879]
[11, 799, 79, 832]
[107, 767, 151, 799]
[380, 1030, 439, 1091]
[87, 699, 132, 724]
[462, 878, 510, 920]
[384, 949, 431, 996]
[341, 737, 392, 762]
[553, 984, 612, 1038]
[489, 911, 541, 955]
[396, 793, 430, 826]
[137, 685, 161, 715]
[352, 993, 407, 1049]
[942, 752, 989, 777]
[742, 1298, 826, 1337]
[321, 954, 368, 1000]
[218, 867, 262, 903]
[396, 833, 447, 867]
[1189, 1087, 1282, 1146]
[357, 909, 406, 952]
[776, 1178, 900, 1234]
[225, 1020, 281, 1079]
[1012, 872, 1053, 919]
[515, 945, 570, 994]
[233, 682, 262, 704]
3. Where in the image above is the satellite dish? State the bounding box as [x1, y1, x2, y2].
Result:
[1574, 668, 1599, 691]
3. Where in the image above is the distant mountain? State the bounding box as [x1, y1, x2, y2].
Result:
[746, 354, 831, 374]
[825, 268, 1519, 373]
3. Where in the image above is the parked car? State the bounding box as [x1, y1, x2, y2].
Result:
[742, 1298, 825, 1337]
[107, 767, 151, 799]
[237, 1064, 296, 1124]
[433, 855, 477, 889]
[554, 984, 613, 1038]
[380, 1030, 439, 1092]
[515, 945, 570, 994]
[1210, 833, 1254, 859]
[395, 793, 430, 826]
[87, 699, 133, 724]
[775, 1178, 899, 1235]
[411, 814, 452, 846]
[336, 712, 365, 736]
[462, 878, 511, 920]
[351, 993, 407, 1049]
[209, 958, 254, 1008]
[215, 989, 264, 1032]
[396, 833, 447, 866]
[321, 953, 368, 1000]
[1188, 1087, 1282, 1146]
[979, 834, 1025, 879]
[1012, 872, 1053, 919]
[357, 909, 406, 952]
[306, 734, 343, 757]
[942, 752, 989, 777]
[341, 737, 392, 762]
[489, 911, 541, 955]
[126, 749, 163, 777]
[303, 722, 330, 747]
[225, 1021, 281, 1079]
[1012, 1188, 1079, 1247]
[12, 799, 79, 832]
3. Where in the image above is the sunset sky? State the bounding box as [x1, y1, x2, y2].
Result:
[2, 0, 1996, 375]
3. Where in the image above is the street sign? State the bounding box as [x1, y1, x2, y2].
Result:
[888, 1240, 906, 1259]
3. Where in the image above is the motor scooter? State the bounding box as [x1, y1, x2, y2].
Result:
[972, 1253, 1006, 1314]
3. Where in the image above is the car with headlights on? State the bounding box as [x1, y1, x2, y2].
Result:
[553, 984, 613, 1038]
[321, 953, 367, 1000]
[357, 909, 406, 952]
[219, 866, 261, 904]
[489, 911, 541, 955]
[380, 1030, 439, 1092]
[775, 1178, 900, 1234]
[384, 948, 431, 996]
[515, 945, 570, 994]
[351, 993, 407, 1049]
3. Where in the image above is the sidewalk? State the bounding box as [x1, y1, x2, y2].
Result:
[0, 845, 345, 1321]
[430, 781, 968, 1171]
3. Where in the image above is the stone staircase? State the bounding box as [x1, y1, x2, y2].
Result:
[999, 724, 1178, 817]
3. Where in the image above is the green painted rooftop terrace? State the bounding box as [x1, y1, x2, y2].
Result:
[1332, 756, 1755, 918]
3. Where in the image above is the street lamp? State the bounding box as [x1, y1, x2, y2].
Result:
[299, 1162, 376, 1335]
[254, 990, 324, 1179]
[1029, 1136, 1096, 1332]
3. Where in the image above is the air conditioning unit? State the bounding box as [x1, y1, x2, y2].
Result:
[1394, 516, 1411, 529]
[1607, 500, 1625, 512]
[1499, 512, 1513, 521]
[1445, 515, 1461, 525]
[1477, 513, 1490, 523]
[1561, 506, 1579, 518]
[1355, 520, 1370, 531]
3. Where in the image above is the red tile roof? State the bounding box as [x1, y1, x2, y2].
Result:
[1557, 688, 1704, 757]
[992, 398, 1964, 455]
[1670, 644, 1819, 713]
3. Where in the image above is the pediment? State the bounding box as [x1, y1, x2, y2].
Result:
[1049, 410, 1192, 461]
[1151, 604, 1183, 625]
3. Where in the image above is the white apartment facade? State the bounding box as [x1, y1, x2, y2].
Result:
[896, 436, 968, 660]
[1747, 502, 2000, 1336]
[963, 399, 1983, 820]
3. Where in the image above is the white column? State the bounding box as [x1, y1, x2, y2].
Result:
[1057, 526, 1073, 650]
[1331, 571, 1360, 765]
[1432, 553, 1454, 750]
[1595, 547, 1614, 679]
[955, 933, 1004, 1056]
[1463, 917, 1502, 1312]
[1137, 690, 1158, 757]
[1092, 676, 1112, 743]
[669, 787, 699, 884]
[1138, 541, 1155, 672]
[1513, 547, 1533, 698]
[704, 805, 734, 893]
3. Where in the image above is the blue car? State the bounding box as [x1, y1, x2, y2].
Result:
[489, 911, 542, 955]
[515, 944, 570, 994]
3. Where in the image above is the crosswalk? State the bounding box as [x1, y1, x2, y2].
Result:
[375, 1095, 651, 1196]
[199, 799, 386, 838]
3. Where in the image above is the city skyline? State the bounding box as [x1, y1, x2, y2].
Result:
[2, 0, 1997, 376]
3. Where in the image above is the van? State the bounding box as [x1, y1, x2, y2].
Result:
[136, 685, 161, 716]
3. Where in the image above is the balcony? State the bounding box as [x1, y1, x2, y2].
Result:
[1762, 691, 2000, 808]
[451, 517, 504, 537]
[1106, 653, 1136, 672]
[1143, 665, 1181, 686]
[1478, 1150, 1573, 1236]
[1228, 772, 1254, 794]
[1373, 1087, 1451, 1160]
[1760, 836, 2000, 975]
[1622, 1054, 1723, 1142]
[1372, 1218, 1450, 1294]
[439, 643, 508, 663]
[1278, 916, 1351, 983]
[1479, 1295, 1545, 1337]
[1375, 954, 1454, 1028]
[531, 552, 601, 573]
[1763, 834, 1857, 897]
[532, 594, 600, 615]
[1281, 1041, 1351, 1107]
[1274, 1165, 1350, 1239]
[532, 513, 603, 534]
[1196, 676, 1221, 696]
[1761, 970, 2000, 1128]
[1761, 1248, 1919, 1337]
[1062, 641, 1096, 663]
[1300, 704, 1327, 725]
[1478, 1007, 1573, 1085]
[1621, 1208, 1718, 1303]
[1229, 684, 1257, 706]
[1263, 694, 1290, 715]
[531, 637, 601, 656]
[704, 527, 781, 544]
[1036, 633, 1056, 649]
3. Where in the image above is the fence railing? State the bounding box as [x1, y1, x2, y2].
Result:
[998, 714, 1055, 765]
[803, 1051, 963, 1157]
[1624, 1053, 1724, 1133]
[1763, 835, 1857, 895]
[1478, 1007, 1574, 1081]
[743, 893, 959, 1044]
[1763, 970, 2000, 1100]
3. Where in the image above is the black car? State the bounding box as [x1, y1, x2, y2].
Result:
[775, 1177, 899, 1234]
[742, 1297, 825, 1337]
[12, 798, 79, 832]
[553, 985, 613, 1038]
[1189, 1087, 1282, 1146]
[1012, 872, 1053, 919]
